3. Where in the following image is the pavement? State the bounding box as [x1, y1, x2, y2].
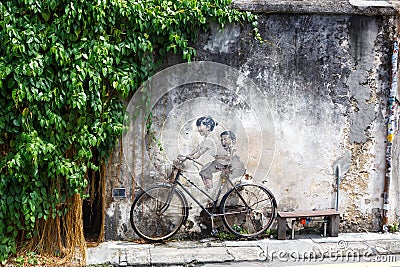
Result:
[86, 232, 400, 266]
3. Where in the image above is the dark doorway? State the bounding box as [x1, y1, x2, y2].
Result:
[83, 168, 103, 242]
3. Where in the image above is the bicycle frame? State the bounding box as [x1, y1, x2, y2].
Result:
[131, 159, 277, 241]
[163, 164, 253, 221]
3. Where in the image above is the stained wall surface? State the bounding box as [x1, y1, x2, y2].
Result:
[104, 11, 399, 240]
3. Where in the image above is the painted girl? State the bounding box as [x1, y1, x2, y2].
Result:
[177, 116, 218, 188]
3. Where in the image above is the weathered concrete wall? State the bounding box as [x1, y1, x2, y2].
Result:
[103, 12, 398, 240]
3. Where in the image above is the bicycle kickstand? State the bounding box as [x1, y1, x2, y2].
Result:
[210, 215, 219, 236]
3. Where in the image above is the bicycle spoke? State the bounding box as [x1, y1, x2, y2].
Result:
[130, 185, 188, 242]
[220, 183, 276, 238]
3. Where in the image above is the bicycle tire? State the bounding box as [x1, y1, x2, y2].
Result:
[220, 183, 277, 238]
[130, 184, 189, 242]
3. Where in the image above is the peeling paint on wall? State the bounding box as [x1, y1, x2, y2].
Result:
[204, 23, 241, 54]
[340, 141, 379, 232]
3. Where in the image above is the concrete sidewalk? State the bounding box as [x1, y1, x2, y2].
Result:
[86, 233, 400, 266]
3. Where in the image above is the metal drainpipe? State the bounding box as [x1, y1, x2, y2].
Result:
[382, 40, 398, 231]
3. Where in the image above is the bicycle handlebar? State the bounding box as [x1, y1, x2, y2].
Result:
[173, 155, 204, 168]
[184, 156, 203, 167]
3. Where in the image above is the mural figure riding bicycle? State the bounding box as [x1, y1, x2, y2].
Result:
[199, 130, 246, 189]
[176, 116, 219, 189]
[130, 117, 277, 241]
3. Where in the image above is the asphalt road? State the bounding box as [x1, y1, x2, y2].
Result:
[201, 255, 400, 267]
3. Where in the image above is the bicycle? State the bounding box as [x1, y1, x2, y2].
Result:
[130, 157, 277, 242]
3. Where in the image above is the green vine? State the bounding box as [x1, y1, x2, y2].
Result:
[0, 0, 259, 263]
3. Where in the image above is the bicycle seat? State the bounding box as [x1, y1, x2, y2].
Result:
[215, 164, 231, 170]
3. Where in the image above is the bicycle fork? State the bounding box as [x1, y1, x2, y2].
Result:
[157, 169, 182, 214]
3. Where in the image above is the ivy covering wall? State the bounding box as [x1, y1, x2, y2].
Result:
[0, 0, 259, 263]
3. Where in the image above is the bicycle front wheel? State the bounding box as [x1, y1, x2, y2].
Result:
[220, 183, 276, 238]
[130, 184, 188, 242]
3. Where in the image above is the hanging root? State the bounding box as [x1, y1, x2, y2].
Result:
[96, 162, 107, 243]
[20, 194, 87, 266]
[63, 194, 87, 266]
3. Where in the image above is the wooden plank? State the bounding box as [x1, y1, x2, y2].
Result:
[278, 209, 339, 218]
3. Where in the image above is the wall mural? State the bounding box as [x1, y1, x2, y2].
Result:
[123, 62, 276, 196]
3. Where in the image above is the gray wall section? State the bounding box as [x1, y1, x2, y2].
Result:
[104, 13, 397, 240]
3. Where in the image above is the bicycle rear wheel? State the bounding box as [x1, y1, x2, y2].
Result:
[220, 183, 276, 238]
[130, 184, 188, 242]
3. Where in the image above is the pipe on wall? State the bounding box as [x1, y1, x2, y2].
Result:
[382, 40, 398, 231]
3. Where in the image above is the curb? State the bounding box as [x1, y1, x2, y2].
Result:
[86, 233, 400, 266]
